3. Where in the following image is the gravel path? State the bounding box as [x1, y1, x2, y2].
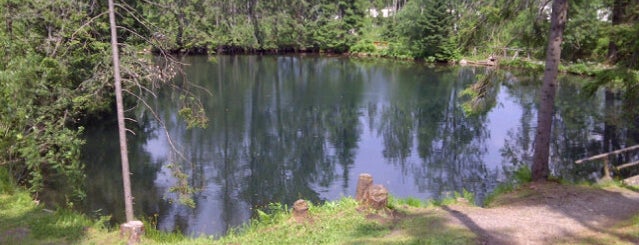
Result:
[443, 182, 639, 244]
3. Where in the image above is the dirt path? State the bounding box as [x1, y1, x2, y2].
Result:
[442, 182, 639, 244]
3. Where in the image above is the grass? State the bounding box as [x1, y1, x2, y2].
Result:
[135, 197, 477, 245]
[0, 190, 122, 245]
[5, 164, 639, 244]
[0, 187, 477, 245]
[207, 198, 475, 245]
[483, 165, 532, 207]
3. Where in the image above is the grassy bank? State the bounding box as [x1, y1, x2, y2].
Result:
[0, 186, 476, 244]
[208, 198, 474, 245]
[0, 189, 121, 244]
[3, 176, 639, 244]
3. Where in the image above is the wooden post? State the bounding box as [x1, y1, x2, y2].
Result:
[120, 221, 144, 245]
[603, 156, 611, 180]
[292, 199, 309, 223]
[355, 173, 373, 202]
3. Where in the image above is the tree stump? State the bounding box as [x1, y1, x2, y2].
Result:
[292, 199, 309, 223]
[355, 173, 373, 202]
[365, 184, 389, 210]
[355, 173, 389, 210]
[120, 220, 144, 245]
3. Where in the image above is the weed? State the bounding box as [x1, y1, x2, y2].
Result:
[484, 183, 514, 207]
[513, 165, 532, 184]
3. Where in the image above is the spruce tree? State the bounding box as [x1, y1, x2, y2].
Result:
[397, 0, 457, 61]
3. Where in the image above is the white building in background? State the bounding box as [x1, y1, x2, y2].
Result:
[541, 4, 610, 22]
[369, 8, 395, 18]
[597, 9, 610, 22]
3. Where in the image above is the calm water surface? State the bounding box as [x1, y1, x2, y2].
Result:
[80, 55, 635, 236]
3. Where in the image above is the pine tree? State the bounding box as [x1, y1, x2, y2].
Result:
[396, 0, 457, 61]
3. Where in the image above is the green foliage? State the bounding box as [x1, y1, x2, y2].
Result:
[607, 23, 639, 69]
[215, 198, 475, 244]
[29, 208, 94, 240]
[107, 0, 639, 67]
[429, 189, 475, 207]
[563, 63, 592, 76]
[254, 202, 290, 226]
[562, 0, 608, 62]
[513, 165, 532, 184]
[135, 0, 376, 53]
[402, 197, 425, 208]
[178, 107, 209, 129]
[460, 71, 499, 116]
[455, 0, 545, 58]
[483, 183, 514, 207]
[383, 0, 459, 61]
[585, 68, 639, 96]
[0, 0, 187, 201]
[350, 39, 377, 54]
[166, 163, 197, 208]
[390, 190, 475, 208]
[16, 124, 86, 198]
[143, 213, 189, 243]
[0, 0, 113, 198]
[379, 42, 414, 59]
[0, 167, 15, 194]
[458, 189, 476, 204]
[500, 59, 545, 71]
[388, 196, 426, 208]
[484, 165, 531, 206]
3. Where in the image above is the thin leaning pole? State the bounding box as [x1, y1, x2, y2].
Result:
[108, 0, 134, 222]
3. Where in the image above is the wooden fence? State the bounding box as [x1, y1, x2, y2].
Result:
[575, 144, 639, 179]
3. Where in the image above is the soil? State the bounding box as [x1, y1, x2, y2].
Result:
[440, 181, 639, 244]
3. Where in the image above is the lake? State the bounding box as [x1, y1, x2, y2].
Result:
[79, 55, 636, 237]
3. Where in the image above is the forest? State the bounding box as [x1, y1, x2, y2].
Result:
[0, 0, 638, 205]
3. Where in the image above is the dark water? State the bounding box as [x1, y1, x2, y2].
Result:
[79, 55, 637, 237]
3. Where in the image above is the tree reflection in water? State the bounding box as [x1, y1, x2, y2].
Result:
[78, 55, 636, 237]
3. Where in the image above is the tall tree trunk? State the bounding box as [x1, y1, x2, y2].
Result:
[603, 90, 619, 152]
[607, 0, 625, 63]
[531, 0, 568, 181]
[108, 0, 135, 222]
[176, 1, 185, 50]
[248, 0, 262, 48]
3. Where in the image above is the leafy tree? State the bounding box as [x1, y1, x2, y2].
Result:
[0, 0, 189, 201]
[605, 0, 639, 68]
[562, 0, 607, 61]
[0, 0, 112, 198]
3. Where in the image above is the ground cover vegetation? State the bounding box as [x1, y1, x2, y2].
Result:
[1, 0, 639, 243]
[5, 164, 639, 244]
